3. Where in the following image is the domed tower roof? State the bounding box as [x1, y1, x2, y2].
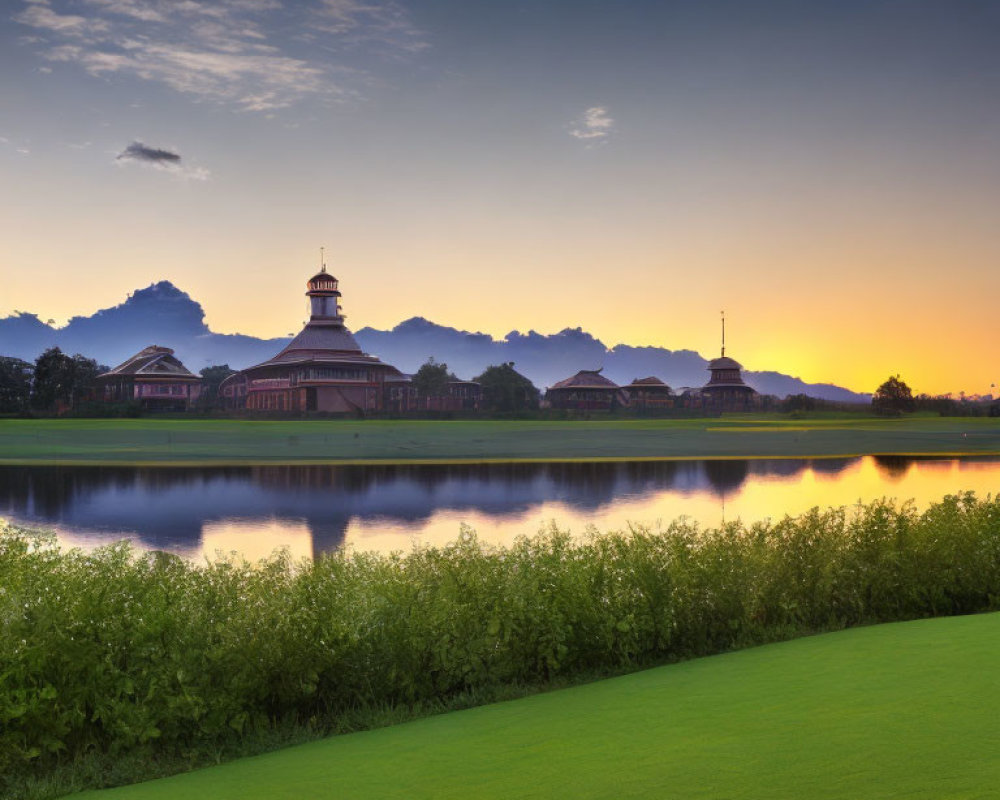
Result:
[307, 266, 341, 296]
[707, 356, 742, 371]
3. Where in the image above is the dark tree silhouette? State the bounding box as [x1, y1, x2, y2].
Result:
[412, 358, 452, 397]
[873, 374, 915, 414]
[199, 364, 236, 408]
[0, 356, 33, 412]
[474, 362, 540, 412]
[31, 348, 101, 411]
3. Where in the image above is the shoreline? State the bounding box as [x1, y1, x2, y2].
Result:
[2, 450, 1000, 468]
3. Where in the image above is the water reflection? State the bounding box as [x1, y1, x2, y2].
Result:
[872, 455, 914, 481]
[0, 456, 998, 560]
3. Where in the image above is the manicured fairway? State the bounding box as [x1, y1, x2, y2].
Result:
[80, 612, 1000, 800]
[2, 416, 1000, 465]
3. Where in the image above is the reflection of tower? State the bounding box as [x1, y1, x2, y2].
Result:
[704, 460, 749, 527]
[310, 518, 352, 560]
[704, 460, 749, 496]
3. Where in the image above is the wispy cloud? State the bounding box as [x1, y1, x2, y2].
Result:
[115, 140, 209, 179]
[0, 136, 32, 156]
[14, 2, 108, 37]
[15, 0, 427, 112]
[569, 106, 615, 143]
[314, 0, 429, 53]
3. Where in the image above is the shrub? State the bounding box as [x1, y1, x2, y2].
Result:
[3, 493, 1000, 796]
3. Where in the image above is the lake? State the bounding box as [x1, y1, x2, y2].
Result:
[1, 456, 998, 561]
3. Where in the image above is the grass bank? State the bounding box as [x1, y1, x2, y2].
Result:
[77, 611, 1000, 799]
[2, 415, 1000, 465]
[4, 491, 1000, 797]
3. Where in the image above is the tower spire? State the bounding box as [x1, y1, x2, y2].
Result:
[721, 310, 726, 357]
[320, 246, 326, 273]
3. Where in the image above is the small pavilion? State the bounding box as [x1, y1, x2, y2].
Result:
[96, 345, 202, 410]
[545, 368, 626, 410]
[625, 376, 674, 410]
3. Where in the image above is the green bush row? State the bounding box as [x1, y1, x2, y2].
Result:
[3, 493, 1000, 794]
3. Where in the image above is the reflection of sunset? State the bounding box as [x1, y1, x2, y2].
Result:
[201, 518, 313, 563]
[40, 518, 316, 564]
[342, 457, 1000, 556]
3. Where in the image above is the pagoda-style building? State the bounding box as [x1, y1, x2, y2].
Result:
[545, 368, 627, 410]
[220, 264, 408, 414]
[700, 313, 756, 410]
[96, 345, 202, 411]
[625, 376, 674, 410]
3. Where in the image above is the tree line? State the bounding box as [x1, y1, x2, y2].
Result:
[0, 348, 105, 414]
[411, 359, 541, 412]
[872, 374, 999, 417]
[3, 349, 996, 418]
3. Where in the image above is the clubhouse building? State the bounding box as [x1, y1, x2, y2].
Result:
[220, 266, 412, 414]
[95, 345, 202, 411]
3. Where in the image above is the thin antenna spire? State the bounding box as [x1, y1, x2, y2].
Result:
[721, 310, 726, 357]
[320, 246, 326, 273]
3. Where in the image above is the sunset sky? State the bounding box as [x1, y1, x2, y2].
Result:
[2, 0, 999, 396]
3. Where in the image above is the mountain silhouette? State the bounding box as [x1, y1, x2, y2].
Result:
[0, 281, 869, 402]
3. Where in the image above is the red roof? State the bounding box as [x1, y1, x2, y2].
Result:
[98, 346, 198, 380]
[629, 376, 668, 386]
[549, 369, 619, 390]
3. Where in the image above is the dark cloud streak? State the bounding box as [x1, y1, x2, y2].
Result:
[116, 141, 181, 164]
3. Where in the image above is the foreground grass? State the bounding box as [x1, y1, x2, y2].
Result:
[2, 415, 1000, 464]
[79, 612, 1000, 799]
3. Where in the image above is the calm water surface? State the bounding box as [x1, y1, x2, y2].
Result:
[1, 457, 998, 561]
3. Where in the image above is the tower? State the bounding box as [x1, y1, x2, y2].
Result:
[702, 311, 756, 408]
[306, 260, 344, 324]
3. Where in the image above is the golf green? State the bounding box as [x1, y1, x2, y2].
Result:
[79, 612, 1000, 799]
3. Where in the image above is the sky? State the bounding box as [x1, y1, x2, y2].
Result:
[2, 0, 999, 397]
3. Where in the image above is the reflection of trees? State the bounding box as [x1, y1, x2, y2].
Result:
[872, 456, 914, 482]
[252, 462, 684, 517]
[703, 460, 749, 496]
[809, 457, 860, 476]
[0, 466, 248, 549]
[740, 458, 858, 482]
[543, 462, 679, 510]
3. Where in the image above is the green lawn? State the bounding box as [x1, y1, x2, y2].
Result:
[79, 612, 1000, 799]
[2, 416, 1000, 465]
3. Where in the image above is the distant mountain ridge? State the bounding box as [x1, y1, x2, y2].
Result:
[0, 281, 870, 403]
